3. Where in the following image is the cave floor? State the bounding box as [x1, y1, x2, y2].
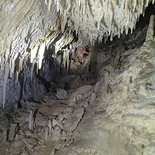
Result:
[0, 73, 129, 155]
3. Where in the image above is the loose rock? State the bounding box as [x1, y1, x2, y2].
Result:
[56, 88, 68, 100]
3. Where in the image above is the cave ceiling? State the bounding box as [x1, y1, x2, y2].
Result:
[47, 0, 154, 44]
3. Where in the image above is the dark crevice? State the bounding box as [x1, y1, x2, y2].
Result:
[136, 2, 155, 29]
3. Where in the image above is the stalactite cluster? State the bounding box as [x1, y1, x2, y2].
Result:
[1, 15, 76, 107]
[45, 0, 154, 44]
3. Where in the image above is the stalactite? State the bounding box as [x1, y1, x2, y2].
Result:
[100, 0, 103, 7]
[10, 53, 18, 78]
[2, 62, 9, 107]
[146, 0, 150, 7]
[66, 49, 70, 73]
[37, 42, 46, 70]
[56, 0, 60, 12]
[46, 31, 60, 49]
[45, 0, 48, 5]
[55, 35, 65, 54]
[133, 0, 137, 12]
[30, 46, 38, 63]
[62, 49, 66, 70]
[141, 0, 144, 14]
[110, 33, 113, 41]
[31, 61, 36, 80]
[125, 0, 128, 11]
[45, 0, 153, 44]
[145, 15, 154, 41]
[48, 0, 53, 11]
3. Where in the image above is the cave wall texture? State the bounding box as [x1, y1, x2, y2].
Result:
[95, 16, 155, 155]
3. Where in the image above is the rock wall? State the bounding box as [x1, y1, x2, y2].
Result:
[94, 15, 155, 155]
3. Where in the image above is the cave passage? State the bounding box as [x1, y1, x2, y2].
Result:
[0, 1, 155, 155]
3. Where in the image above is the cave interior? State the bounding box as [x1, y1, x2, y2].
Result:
[0, 1, 155, 155]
